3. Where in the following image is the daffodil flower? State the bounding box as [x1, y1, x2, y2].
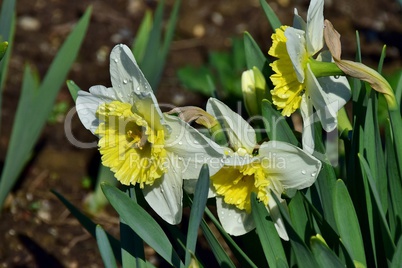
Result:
[206, 98, 322, 240]
[76, 44, 223, 224]
[268, 0, 351, 154]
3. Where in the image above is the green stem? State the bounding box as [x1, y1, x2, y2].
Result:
[309, 59, 345, 78]
[337, 107, 352, 135]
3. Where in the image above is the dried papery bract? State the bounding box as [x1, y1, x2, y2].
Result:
[167, 106, 218, 129]
[324, 19, 397, 110]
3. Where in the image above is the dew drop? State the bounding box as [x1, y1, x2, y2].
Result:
[123, 79, 128, 84]
[301, 170, 306, 175]
[334, 75, 340, 79]
[114, 58, 118, 63]
[136, 86, 140, 91]
[178, 141, 183, 145]
[165, 125, 172, 135]
[194, 140, 199, 145]
[311, 172, 316, 177]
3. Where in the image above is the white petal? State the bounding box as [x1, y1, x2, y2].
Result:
[142, 152, 183, 224]
[88, 85, 121, 102]
[222, 153, 258, 167]
[284, 28, 308, 83]
[293, 9, 306, 30]
[206, 98, 256, 154]
[109, 44, 152, 103]
[258, 141, 322, 190]
[316, 51, 351, 113]
[164, 114, 224, 178]
[76, 90, 103, 134]
[300, 95, 315, 154]
[267, 194, 289, 241]
[306, 64, 349, 132]
[306, 0, 324, 55]
[216, 197, 255, 236]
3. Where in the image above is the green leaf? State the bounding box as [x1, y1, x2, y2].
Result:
[332, 179, 366, 266]
[243, 32, 268, 72]
[363, 90, 388, 212]
[288, 192, 310, 240]
[66, 80, 82, 103]
[261, 99, 298, 146]
[311, 122, 338, 233]
[0, 41, 8, 61]
[96, 225, 118, 268]
[132, 10, 152, 64]
[52, 190, 122, 263]
[0, 0, 16, 130]
[0, 7, 92, 208]
[271, 193, 319, 268]
[251, 192, 287, 268]
[204, 207, 257, 267]
[101, 183, 183, 267]
[200, 219, 236, 267]
[310, 235, 345, 267]
[119, 187, 148, 268]
[390, 237, 402, 268]
[385, 70, 402, 107]
[0, 0, 15, 91]
[259, 0, 282, 30]
[177, 66, 214, 96]
[389, 109, 402, 178]
[185, 165, 210, 266]
[359, 155, 396, 261]
[140, 0, 181, 90]
[385, 119, 402, 238]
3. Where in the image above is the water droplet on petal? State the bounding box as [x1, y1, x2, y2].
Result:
[194, 140, 199, 145]
[178, 141, 183, 145]
[123, 79, 128, 84]
[334, 75, 340, 79]
[301, 170, 306, 175]
[136, 86, 140, 91]
[114, 58, 118, 63]
[165, 125, 172, 135]
[311, 172, 316, 177]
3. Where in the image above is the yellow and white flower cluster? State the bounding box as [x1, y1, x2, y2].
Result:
[76, 44, 322, 240]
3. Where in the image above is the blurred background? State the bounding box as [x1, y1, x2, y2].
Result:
[0, 0, 401, 266]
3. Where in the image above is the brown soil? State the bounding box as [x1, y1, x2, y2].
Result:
[0, 0, 401, 267]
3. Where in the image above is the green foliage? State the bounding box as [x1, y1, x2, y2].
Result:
[0, 7, 91, 208]
[133, 0, 181, 90]
[177, 38, 246, 100]
[50, 0, 402, 267]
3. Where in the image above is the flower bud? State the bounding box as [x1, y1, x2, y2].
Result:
[242, 66, 267, 116]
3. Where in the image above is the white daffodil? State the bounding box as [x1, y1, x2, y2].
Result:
[268, 0, 351, 154]
[76, 44, 223, 224]
[206, 98, 322, 240]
